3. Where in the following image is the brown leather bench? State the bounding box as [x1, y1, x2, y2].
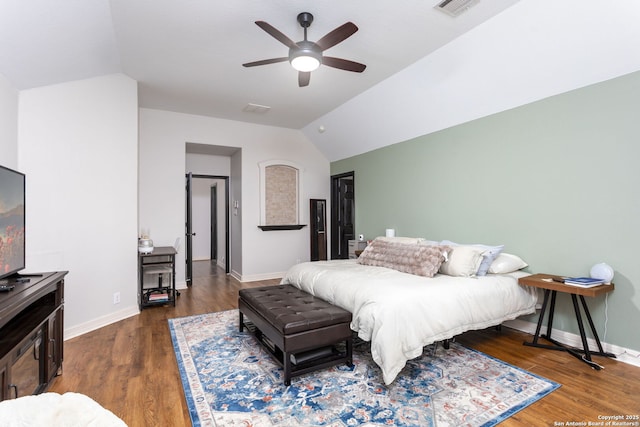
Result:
[238, 284, 353, 386]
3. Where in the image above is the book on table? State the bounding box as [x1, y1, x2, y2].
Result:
[562, 277, 605, 287]
[148, 292, 169, 301]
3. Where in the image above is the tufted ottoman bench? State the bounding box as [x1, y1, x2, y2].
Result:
[238, 284, 353, 386]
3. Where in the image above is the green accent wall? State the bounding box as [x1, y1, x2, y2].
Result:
[331, 71, 640, 352]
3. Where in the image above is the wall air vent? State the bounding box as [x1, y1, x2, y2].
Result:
[435, 0, 480, 17]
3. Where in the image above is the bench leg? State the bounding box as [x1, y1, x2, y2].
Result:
[346, 338, 353, 367]
[283, 352, 292, 386]
[239, 311, 244, 332]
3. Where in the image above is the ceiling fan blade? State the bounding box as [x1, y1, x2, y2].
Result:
[298, 71, 310, 87]
[255, 21, 298, 49]
[315, 22, 358, 51]
[242, 57, 288, 67]
[322, 57, 366, 73]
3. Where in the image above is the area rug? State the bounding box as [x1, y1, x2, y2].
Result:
[168, 310, 559, 427]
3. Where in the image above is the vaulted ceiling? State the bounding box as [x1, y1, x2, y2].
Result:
[0, 0, 519, 130]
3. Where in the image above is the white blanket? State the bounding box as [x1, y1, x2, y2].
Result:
[282, 260, 537, 385]
[0, 392, 127, 426]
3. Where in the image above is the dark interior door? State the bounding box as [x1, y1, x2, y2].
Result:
[310, 199, 327, 261]
[331, 172, 355, 259]
[185, 172, 194, 286]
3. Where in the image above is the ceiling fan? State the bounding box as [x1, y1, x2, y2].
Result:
[242, 12, 366, 87]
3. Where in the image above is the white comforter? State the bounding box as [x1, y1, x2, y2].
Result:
[282, 260, 537, 385]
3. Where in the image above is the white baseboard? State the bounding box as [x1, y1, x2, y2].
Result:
[62, 270, 277, 342]
[231, 270, 285, 283]
[230, 269, 241, 282]
[504, 319, 640, 368]
[64, 305, 140, 341]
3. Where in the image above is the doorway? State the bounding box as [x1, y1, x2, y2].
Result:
[185, 173, 230, 286]
[330, 172, 355, 259]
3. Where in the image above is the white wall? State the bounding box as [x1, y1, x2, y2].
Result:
[186, 152, 231, 176]
[18, 74, 139, 337]
[230, 150, 242, 275]
[0, 73, 18, 168]
[191, 178, 212, 260]
[214, 178, 226, 269]
[190, 178, 226, 262]
[304, 0, 640, 161]
[139, 108, 330, 283]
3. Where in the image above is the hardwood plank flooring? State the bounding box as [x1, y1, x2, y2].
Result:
[50, 261, 640, 426]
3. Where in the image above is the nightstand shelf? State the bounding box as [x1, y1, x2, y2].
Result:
[348, 240, 367, 259]
[138, 246, 177, 310]
[518, 273, 615, 370]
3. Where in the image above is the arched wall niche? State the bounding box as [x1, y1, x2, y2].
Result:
[258, 160, 305, 230]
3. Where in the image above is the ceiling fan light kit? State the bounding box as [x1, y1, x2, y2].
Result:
[243, 12, 366, 87]
[289, 41, 322, 72]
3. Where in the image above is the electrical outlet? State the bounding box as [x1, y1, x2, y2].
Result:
[113, 292, 121, 304]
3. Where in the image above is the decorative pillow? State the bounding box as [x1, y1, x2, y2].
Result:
[488, 253, 528, 274]
[418, 240, 441, 246]
[357, 240, 449, 277]
[440, 240, 504, 276]
[438, 245, 486, 277]
[375, 236, 425, 244]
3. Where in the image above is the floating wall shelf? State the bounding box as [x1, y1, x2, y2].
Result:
[258, 224, 307, 231]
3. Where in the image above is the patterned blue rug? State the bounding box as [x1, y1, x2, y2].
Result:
[168, 310, 559, 427]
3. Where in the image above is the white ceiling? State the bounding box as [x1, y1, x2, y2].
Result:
[0, 0, 520, 130]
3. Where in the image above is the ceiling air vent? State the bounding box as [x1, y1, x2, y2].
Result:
[435, 0, 480, 17]
[242, 103, 271, 114]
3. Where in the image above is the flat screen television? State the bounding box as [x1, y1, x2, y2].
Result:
[0, 164, 25, 281]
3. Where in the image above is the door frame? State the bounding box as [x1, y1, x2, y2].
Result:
[210, 185, 218, 261]
[185, 174, 230, 286]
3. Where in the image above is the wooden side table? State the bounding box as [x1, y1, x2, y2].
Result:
[138, 246, 178, 310]
[518, 273, 616, 370]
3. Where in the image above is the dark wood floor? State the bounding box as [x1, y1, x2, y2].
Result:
[50, 261, 640, 426]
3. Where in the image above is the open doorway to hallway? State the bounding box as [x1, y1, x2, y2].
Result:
[185, 143, 239, 286]
[192, 259, 224, 278]
[186, 174, 230, 285]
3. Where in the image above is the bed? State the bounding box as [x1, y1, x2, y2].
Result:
[281, 239, 537, 385]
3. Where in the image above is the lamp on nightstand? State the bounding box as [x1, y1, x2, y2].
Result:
[138, 238, 154, 254]
[590, 263, 614, 284]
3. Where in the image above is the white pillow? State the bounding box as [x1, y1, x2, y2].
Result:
[438, 245, 485, 277]
[488, 253, 528, 274]
[441, 240, 504, 276]
[375, 236, 425, 244]
[418, 240, 441, 246]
